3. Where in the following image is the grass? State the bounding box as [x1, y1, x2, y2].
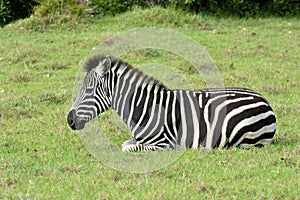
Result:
[0, 7, 299, 199]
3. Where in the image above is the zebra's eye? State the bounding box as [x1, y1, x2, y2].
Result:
[85, 88, 94, 94]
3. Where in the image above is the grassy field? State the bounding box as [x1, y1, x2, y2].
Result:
[1, 7, 299, 199]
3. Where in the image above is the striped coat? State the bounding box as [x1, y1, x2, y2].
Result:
[67, 55, 276, 152]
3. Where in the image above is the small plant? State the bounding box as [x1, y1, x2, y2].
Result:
[0, 0, 10, 26]
[33, 0, 87, 18]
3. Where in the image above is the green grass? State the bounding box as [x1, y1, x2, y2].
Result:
[1, 7, 299, 199]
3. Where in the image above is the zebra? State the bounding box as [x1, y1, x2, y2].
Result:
[67, 55, 276, 152]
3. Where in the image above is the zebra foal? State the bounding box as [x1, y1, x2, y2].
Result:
[67, 55, 276, 152]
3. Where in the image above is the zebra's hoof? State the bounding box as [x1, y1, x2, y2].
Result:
[122, 144, 137, 152]
[122, 138, 137, 147]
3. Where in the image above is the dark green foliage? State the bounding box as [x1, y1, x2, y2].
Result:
[89, 0, 300, 17]
[1, 0, 299, 27]
[0, 0, 39, 27]
[271, 0, 300, 16]
[89, 0, 135, 16]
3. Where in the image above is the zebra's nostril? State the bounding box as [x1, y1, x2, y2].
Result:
[67, 109, 77, 130]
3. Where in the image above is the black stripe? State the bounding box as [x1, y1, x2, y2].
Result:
[239, 131, 275, 145]
[229, 114, 276, 146]
[197, 92, 207, 147]
[226, 104, 272, 139]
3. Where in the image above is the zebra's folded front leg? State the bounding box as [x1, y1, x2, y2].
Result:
[122, 138, 164, 152]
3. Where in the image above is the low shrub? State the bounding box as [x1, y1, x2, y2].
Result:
[33, 0, 87, 18]
[11, 0, 90, 31]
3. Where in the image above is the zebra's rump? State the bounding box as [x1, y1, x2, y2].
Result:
[172, 88, 276, 149]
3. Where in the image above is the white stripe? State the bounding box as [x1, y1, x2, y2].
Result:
[233, 123, 275, 147]
[73, 87, 86, 108]
[179, 90, 187, 148]
[243, 123, 276, 139]
[144, 126, 164, 145]
[136, 77, 151, 106]
[172, 91, 178, 141]
[152, 137, 167, 146]
[120, 72, 138, 120]
[186, 92, 200, 149]
[204, 89, 262, 98]
[115, 70, 132, 114]
[137, 88, 164, 140]
[113, 77, 121, 109]
[164, 91, 176, 143]
[204, 94, 231, 148]
[111, 62, 121, 109]
[239, 138, 274, 148]
[233, 123, 276, 147]
[229, 110, 274, 142]
[198, 93, 202, 108]
[127, 76, 146, 128]
[133, 84, 158, 136]
[219, 101, 269, 147]
[209, 96, 254, 146]
[164, 133, 175, 149]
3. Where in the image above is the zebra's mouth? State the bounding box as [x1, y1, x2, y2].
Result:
[67, 109, 86, 130]
[74, 118, 86, 130]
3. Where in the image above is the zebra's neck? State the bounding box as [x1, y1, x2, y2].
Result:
[110, 62, 166, 134]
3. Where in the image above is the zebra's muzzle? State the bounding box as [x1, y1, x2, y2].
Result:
[67, 109, 86, 130]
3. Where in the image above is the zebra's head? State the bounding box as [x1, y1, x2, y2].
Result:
[67, 55, 113, 130]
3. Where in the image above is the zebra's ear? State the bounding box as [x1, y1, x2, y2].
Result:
[102, 56, 112, 73]
[95, 56, 112, 75]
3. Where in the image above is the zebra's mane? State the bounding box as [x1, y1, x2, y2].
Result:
[83, 55, 167, 89]
[129, 68, 168, 89]
[82, 55, 110, 72]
